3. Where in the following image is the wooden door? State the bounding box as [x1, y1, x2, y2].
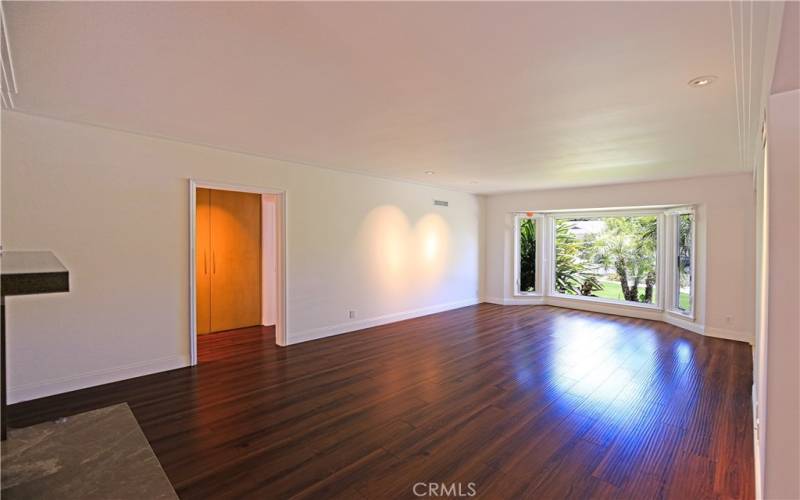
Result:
[209, 189, 262, 332]
[195, 188, 212, 335]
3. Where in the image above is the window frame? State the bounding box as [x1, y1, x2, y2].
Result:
[666, 207, 696, 319]
[513, 213, 544, 296]
[547, 209, 665, 310]
[511, 205, 698, 318]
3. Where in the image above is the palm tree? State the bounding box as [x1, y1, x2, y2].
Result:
[591, 216, 657, 303]
[638, 217, 658, 302]
[555, 219, 603, 296]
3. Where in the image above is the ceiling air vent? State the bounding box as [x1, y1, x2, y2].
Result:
[433, 200, 449, 207]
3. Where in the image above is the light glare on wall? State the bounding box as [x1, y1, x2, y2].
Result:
[359, 206, 412, 294]
[415, 213, 450, 276]
[358, 206, 451, 297]
[424, 232, 438, 261]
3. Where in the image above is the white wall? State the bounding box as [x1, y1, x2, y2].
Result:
[763, 88, 800, 500]
[483, 174, 756, 342]
[0, 111, 481, 402]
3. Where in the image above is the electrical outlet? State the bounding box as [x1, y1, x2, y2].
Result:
[349, 310, 356, 319]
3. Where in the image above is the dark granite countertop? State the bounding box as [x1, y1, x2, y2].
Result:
[1, 251, 69, 297]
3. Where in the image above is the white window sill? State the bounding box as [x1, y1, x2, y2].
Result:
[549, 292, 662, 311]
[666, 308, 695, 321]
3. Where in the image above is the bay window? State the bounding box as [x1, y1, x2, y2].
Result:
[511, 206, 696, 318]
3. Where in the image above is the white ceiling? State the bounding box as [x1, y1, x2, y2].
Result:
[2, 1, 782, 193]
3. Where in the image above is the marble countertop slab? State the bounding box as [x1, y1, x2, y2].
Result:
[1, 403, 177, 500]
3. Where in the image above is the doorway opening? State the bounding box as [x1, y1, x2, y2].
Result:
[189, 180, 286, 365]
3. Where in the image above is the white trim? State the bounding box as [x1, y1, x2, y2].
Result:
[667, 309, 695, 322]
[664, 312, 705, 335]
[481, 296, 546, 306]
[483, 296, 752, 346]
[483, 296, 746, 344]
[548, 291, 661, 311]
[704, 326, 753, 344]
[482, 298, 747, 344]
[517, 205, 679, 215]
[657, 212, 666, 309]
[546, 295, 706, 332]
[188, 179, 288, 363]
[480, 296, 506, 305]
[666, 210, 696, 318]
[550, 208, 668, 219]
[190, 179, 285, 196]
[189, 181, 198, 364]
[290, 298, 479, 344]
[8, 355, 189, 404]
[753, 390, 763, 500]
[664, 205, 696, 215]
[545, 296, 663, 322]
[753, 138, 770, 500]
[503, 296, 547, 306]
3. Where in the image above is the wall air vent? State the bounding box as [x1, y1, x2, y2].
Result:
[433, 200, 449, 207]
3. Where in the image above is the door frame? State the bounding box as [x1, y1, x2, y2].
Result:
[188, 179, 288, 364]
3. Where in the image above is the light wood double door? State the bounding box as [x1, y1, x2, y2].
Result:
[196, 188, 262, 334]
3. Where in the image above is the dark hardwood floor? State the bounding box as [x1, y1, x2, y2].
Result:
[8, 304, 754, 499]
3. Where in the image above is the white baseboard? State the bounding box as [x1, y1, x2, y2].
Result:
[753, 387, 763, 500]
[504, 296, 547, 305]
[485, 295, 752, 344]
[480, 296, 545, 306]
[8, 354, 189, 404]
[480, 296, 506, 305]
[704, 326, 754, 344]
[545, 296, 664, 322]
[482, 295, 758, 345]
[289, 298, 480, 345]
[8, 299, 748, 404]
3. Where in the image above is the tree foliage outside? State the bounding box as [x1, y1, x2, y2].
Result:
[519, 218, 536, 292]
[676, 213, 693, 310]
[554, 219, 604, 296]
[555, 216, 658, 304]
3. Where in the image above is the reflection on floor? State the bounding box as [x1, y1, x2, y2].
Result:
[197, 324, 277, 364]
[1, 403, 176, 499]
[8, 304, 754, 499]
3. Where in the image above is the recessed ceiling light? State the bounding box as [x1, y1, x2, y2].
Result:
[688, 75, 717, 87]
[425, 171, 435, 175]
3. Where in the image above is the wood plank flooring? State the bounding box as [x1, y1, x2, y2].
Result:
[8, 304, 754, 499]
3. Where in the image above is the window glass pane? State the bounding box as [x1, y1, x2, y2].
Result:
[676, 214, 693, 312]
[555, 216, 658, 304]
[519, 218, 536, 292]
